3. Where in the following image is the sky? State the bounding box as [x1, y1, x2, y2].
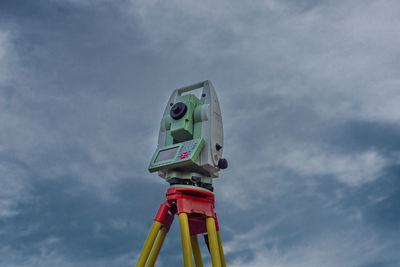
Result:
[1, 0, 400, 266]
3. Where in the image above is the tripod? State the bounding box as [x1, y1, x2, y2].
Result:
[136, 186, 226, 267]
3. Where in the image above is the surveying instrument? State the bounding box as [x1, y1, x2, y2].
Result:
[136, 80, 228, 267]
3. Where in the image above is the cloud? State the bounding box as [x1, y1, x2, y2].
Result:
[0, 29, 16, 93]
[0, 162, 31, 219]
[0, 19, 157, 199]
[127, 0, 400, 124]
[0, 29, 33, 219]
[275, 147, 387, 186]
[0, 243, 136, 267]
[226, 226, 394, 267]
[0, 31, 8, 82]
[1, 0, 400, 266]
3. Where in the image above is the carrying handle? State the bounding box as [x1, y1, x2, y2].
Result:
[176, 80, 208, 96]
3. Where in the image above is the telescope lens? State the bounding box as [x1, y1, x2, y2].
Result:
[170, 102, 187, 120]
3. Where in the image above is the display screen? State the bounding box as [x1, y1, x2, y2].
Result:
[155, 147, 179, 162]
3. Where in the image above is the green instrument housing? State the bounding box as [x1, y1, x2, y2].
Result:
[148, 80, 226, 192]
[170, 94, 201, 143]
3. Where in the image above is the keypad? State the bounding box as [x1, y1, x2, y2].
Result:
[177, 139, 198, 161]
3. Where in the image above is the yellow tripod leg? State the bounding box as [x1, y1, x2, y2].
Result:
[136, 221, 162, 267]
[144, 227, 168, 267]
[206, 217, 222, 267]
[216, 231, 226, 267]
[179, 213, 193, 267]
[190, 235, 204, 267]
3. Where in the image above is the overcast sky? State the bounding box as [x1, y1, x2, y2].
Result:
[1, 0, 400, 266]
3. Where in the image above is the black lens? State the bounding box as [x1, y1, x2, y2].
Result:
[170, 102, 187, 120]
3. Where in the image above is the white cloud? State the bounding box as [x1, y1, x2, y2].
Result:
[128, 0, 400, 123]
[216, 130, 387, 210]
[0, 27, 151, 204]
[0, 30, 13, 87]
[50, 0, 113, 6]
[0, 30, 32, 219]
[276, 146, 387, 186]
[0, 243, 136, 267]
[0, 163, 32, 219]
[224, 224, 393, 267]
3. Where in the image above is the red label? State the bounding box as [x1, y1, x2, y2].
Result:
[179, 152, 189, 159]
